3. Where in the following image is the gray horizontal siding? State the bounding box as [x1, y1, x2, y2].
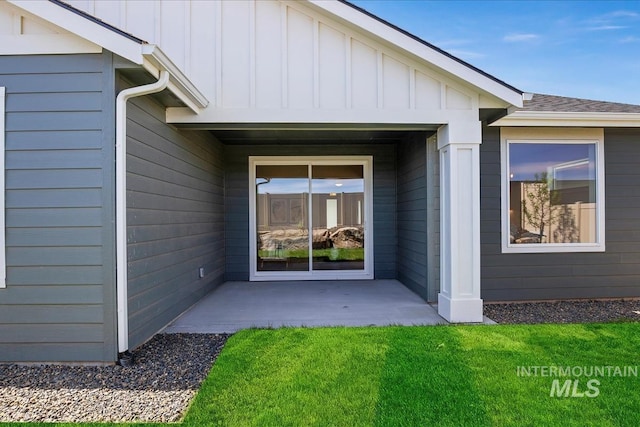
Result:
[125, 86, 225, 350]
[397, 134, 428, 299]
[0, 53, 116, 363]
[224, 143, 397, 281]
[481, 126, 640, 301]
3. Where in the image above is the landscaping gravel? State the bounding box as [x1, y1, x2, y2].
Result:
[0, 333, 228, 423]
[485, 299, 640, 324]
[2, 300, 639, 423]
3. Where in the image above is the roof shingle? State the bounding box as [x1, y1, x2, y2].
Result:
[522, 93, 640, 114]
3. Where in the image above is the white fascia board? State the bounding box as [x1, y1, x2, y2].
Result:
[490, 111, 640, 127]
[307, 0, 523, 108]
[0, 34, 101, 55]
[8, 0, 142, 64]
[167, 106, 456, 126]
[141, 45, 209, 112]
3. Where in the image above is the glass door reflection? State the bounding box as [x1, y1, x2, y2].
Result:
[256, 165, 309, 272]
[311, 165, 365, 271]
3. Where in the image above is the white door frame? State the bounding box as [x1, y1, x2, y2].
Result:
[249, 156, 374, 281]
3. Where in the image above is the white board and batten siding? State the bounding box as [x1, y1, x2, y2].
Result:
[0, 1, 101, 55]
[63, 0, 496, 125]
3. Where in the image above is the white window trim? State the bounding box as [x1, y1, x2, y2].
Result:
[0, 87, 5, 288]
[249, 156, 374, 281]
[500, 129, 605, 254]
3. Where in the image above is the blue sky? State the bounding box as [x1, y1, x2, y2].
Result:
[349, 1, 640, 105]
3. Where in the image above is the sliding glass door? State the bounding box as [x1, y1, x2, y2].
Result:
[255, 165, 310, 272]
[250, 157, 372, 281]
[311, 165, 365, 271]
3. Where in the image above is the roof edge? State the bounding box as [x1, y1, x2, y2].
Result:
[9, 0, 143, 63]
[319, 0, 523, 107]
[9, 0, 209, 113]
[339, 0, 522, 94]
[49, 0, 146, 44]
[490, 111, 640, 128]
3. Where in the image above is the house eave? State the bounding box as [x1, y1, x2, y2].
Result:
[141, 45, 209, 112]
[308, 0, 524, 108]
[490, 111, 640, 127]
[8, 0, 209, 114]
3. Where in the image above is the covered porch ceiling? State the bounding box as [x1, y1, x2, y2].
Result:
[206, 127, 438, 145]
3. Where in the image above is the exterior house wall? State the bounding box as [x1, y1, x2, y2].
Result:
[224, 143, 397, 281]
[0, 53, 117, 362]
[396, 133, 429, 299]
[125, 84, 225, 349]
[481, 126, 640, 301]
[396, 133, 441, 302]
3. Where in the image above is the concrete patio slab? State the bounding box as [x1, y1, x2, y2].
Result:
[162, 280, 449, 333]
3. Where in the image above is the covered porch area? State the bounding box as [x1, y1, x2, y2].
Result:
[163, 280, 449, 333]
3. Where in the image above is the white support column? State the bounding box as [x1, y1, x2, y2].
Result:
[437, 120, 483, 323]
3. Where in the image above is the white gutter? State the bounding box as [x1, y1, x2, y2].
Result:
[141, 45, 209, 113]
[115, 71, 170, 359]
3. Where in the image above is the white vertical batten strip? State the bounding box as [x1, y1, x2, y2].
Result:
[119, 0, 127, 34]
[12, 11, 21, 34]
[183, 0, 191, 76]
[249, 0, 256, 108]
[0, 87, 6, 288]
[281, 2, 288, 108]
[376, 51, 383, 108]
[409, 68, 416, 110]
[345, 36, 351, 109]
[115, 71, 169, 354]
[215, 0, 222, 108]
[154, 0, 162, 46]
[312, 18, 319, 109]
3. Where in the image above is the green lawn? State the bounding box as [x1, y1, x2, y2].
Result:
[3, 323, 640, 427]
[259, 248, 364, 261]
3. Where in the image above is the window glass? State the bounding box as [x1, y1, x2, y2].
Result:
[507, 142, 600, 247]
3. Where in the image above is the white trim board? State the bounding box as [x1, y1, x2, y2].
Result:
[249, 156, 374, 281]
[500, 127, 606, 254]
[491, 111, 640, 127]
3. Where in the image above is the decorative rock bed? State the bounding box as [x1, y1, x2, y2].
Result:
[484, 299, 640, 324]
[0, 333, 228, 423]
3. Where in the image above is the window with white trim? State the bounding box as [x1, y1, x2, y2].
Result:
[501, 129, 605, 253]
[0, 87, 5, 287]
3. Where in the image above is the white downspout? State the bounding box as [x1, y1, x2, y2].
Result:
[115, 71, 170, 361]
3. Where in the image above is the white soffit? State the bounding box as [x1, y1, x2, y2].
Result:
[491, 111, 640, 127]
[307, 0, 523, 108]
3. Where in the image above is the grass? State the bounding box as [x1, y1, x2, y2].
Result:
[3, 323, 640, 426]
[259, 247, 364, 261]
